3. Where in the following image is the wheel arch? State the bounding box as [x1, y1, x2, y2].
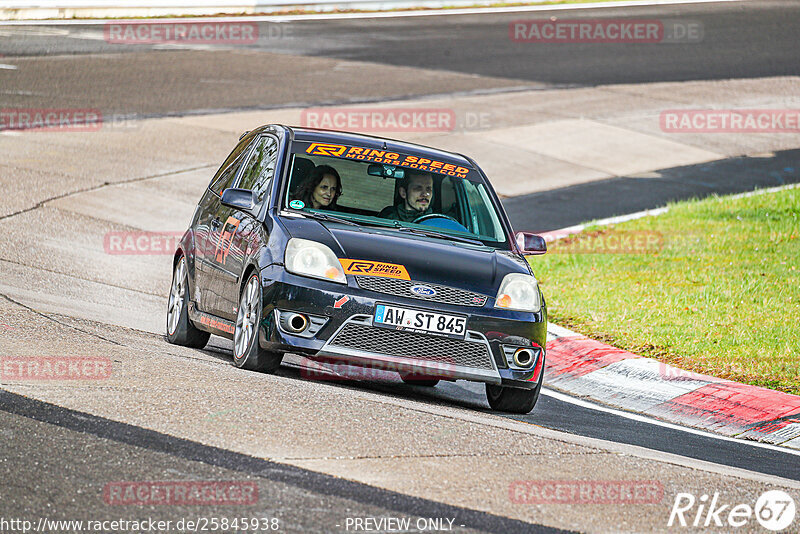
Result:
[173, 247, 185, 268]
[240, 263, 260, 297]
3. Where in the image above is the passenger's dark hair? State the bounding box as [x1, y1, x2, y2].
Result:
[292, 164, 342, 209]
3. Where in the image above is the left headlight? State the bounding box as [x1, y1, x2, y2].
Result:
[495, 273, 541, 313]
[284, 238, 346, 284]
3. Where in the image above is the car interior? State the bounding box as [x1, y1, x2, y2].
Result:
[286, 154, 461, 221]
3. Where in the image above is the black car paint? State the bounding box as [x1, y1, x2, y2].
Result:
[175, 125, 547, 388]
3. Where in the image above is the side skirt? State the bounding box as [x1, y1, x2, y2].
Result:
[188, 301, 235, 339]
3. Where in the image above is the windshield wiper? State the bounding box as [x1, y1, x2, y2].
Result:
[289, 209, 361, 227]
[395, 225, 484, 246]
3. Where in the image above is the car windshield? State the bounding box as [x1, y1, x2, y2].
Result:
[282, 142, 509, 249]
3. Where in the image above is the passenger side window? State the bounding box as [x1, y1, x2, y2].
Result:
[463, 180, 505, 241]
[440, 177, 459, 219]
[238, 135, 279, 204]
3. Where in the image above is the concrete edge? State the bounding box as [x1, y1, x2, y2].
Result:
[540, 184, 800, 449]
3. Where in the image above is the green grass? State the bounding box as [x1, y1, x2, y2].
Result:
[530, 187, 800, 395]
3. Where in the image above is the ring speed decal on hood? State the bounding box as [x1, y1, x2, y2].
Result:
[339, 259, 410, 280]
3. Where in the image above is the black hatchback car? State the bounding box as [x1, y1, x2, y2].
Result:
[167, 125, 548, 413]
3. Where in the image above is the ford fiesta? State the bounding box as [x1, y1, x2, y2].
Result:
[166, 125, 548, 413]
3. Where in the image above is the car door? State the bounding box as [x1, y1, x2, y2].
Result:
[193, 137, 253, 314]
[210, 134, 280, 321]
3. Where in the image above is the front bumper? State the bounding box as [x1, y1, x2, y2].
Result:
[258, 266, 547, 388]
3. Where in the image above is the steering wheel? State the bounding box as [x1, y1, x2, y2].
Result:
[411, 213, 470, 233]
[412, 213, 460, 225]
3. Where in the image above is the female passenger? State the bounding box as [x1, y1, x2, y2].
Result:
[292, 165, 342, 210]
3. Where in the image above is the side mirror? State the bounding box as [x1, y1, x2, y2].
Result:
[221, 188, 257, 212]
[515, 232, 547, 255]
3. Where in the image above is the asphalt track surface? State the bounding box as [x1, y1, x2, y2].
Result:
[256, 0, 800, 86]
[2, 1, 800, 531]
[1, 1, 800, 116]
[0, 391, 560, 534]
[271, 359, 800, 483]
[507, 148, 800, 231]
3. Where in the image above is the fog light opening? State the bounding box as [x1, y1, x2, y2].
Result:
[513, 348, 534, 369]
[286, 313, 309, 334]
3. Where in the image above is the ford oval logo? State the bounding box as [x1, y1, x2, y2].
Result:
[410, 285, 436, 297]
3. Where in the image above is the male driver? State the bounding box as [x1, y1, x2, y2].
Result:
[379, 170, 433, 222]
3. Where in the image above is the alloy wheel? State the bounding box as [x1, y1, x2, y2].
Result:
[234, 275, 260, 359]
[167, 258, 186, 336]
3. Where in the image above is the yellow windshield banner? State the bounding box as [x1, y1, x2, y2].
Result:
[339, 259, 411, 280]
[305, 143, 471, 179]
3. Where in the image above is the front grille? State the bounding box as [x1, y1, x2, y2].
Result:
[355, 276, 487, 307]
[328, 322, 494, 370]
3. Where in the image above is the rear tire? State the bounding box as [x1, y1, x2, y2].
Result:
[400, 374, 440, 387]
[166, 256, 210, 349]
[233, 273, 282, 373]
[485, 370, 543, 414]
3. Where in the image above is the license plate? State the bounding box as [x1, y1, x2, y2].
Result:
[373, 303, 467, 339]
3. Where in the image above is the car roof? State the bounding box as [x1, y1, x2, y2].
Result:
[281, 125, 477, 170]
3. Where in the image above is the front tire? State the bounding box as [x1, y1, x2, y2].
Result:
[233, 273, 282, 373]
[485, 370, 543, 414]
[166, 256, 210, 349]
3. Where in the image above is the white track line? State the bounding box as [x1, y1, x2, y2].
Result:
[0, 0, 746, 25]
[541, 387, 800, 456]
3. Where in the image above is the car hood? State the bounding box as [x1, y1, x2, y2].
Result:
[280, 216, 531, 296]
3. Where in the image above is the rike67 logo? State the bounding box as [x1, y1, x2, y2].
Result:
[668, 490, 796, 531]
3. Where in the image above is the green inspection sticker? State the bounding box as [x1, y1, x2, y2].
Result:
[289, 200, 304, 209]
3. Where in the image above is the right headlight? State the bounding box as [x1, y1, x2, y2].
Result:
[284, 238, 346, 284]
[495, 273, 541, 313]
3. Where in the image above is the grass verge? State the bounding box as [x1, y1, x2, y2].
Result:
[530, 187, 800, 395]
